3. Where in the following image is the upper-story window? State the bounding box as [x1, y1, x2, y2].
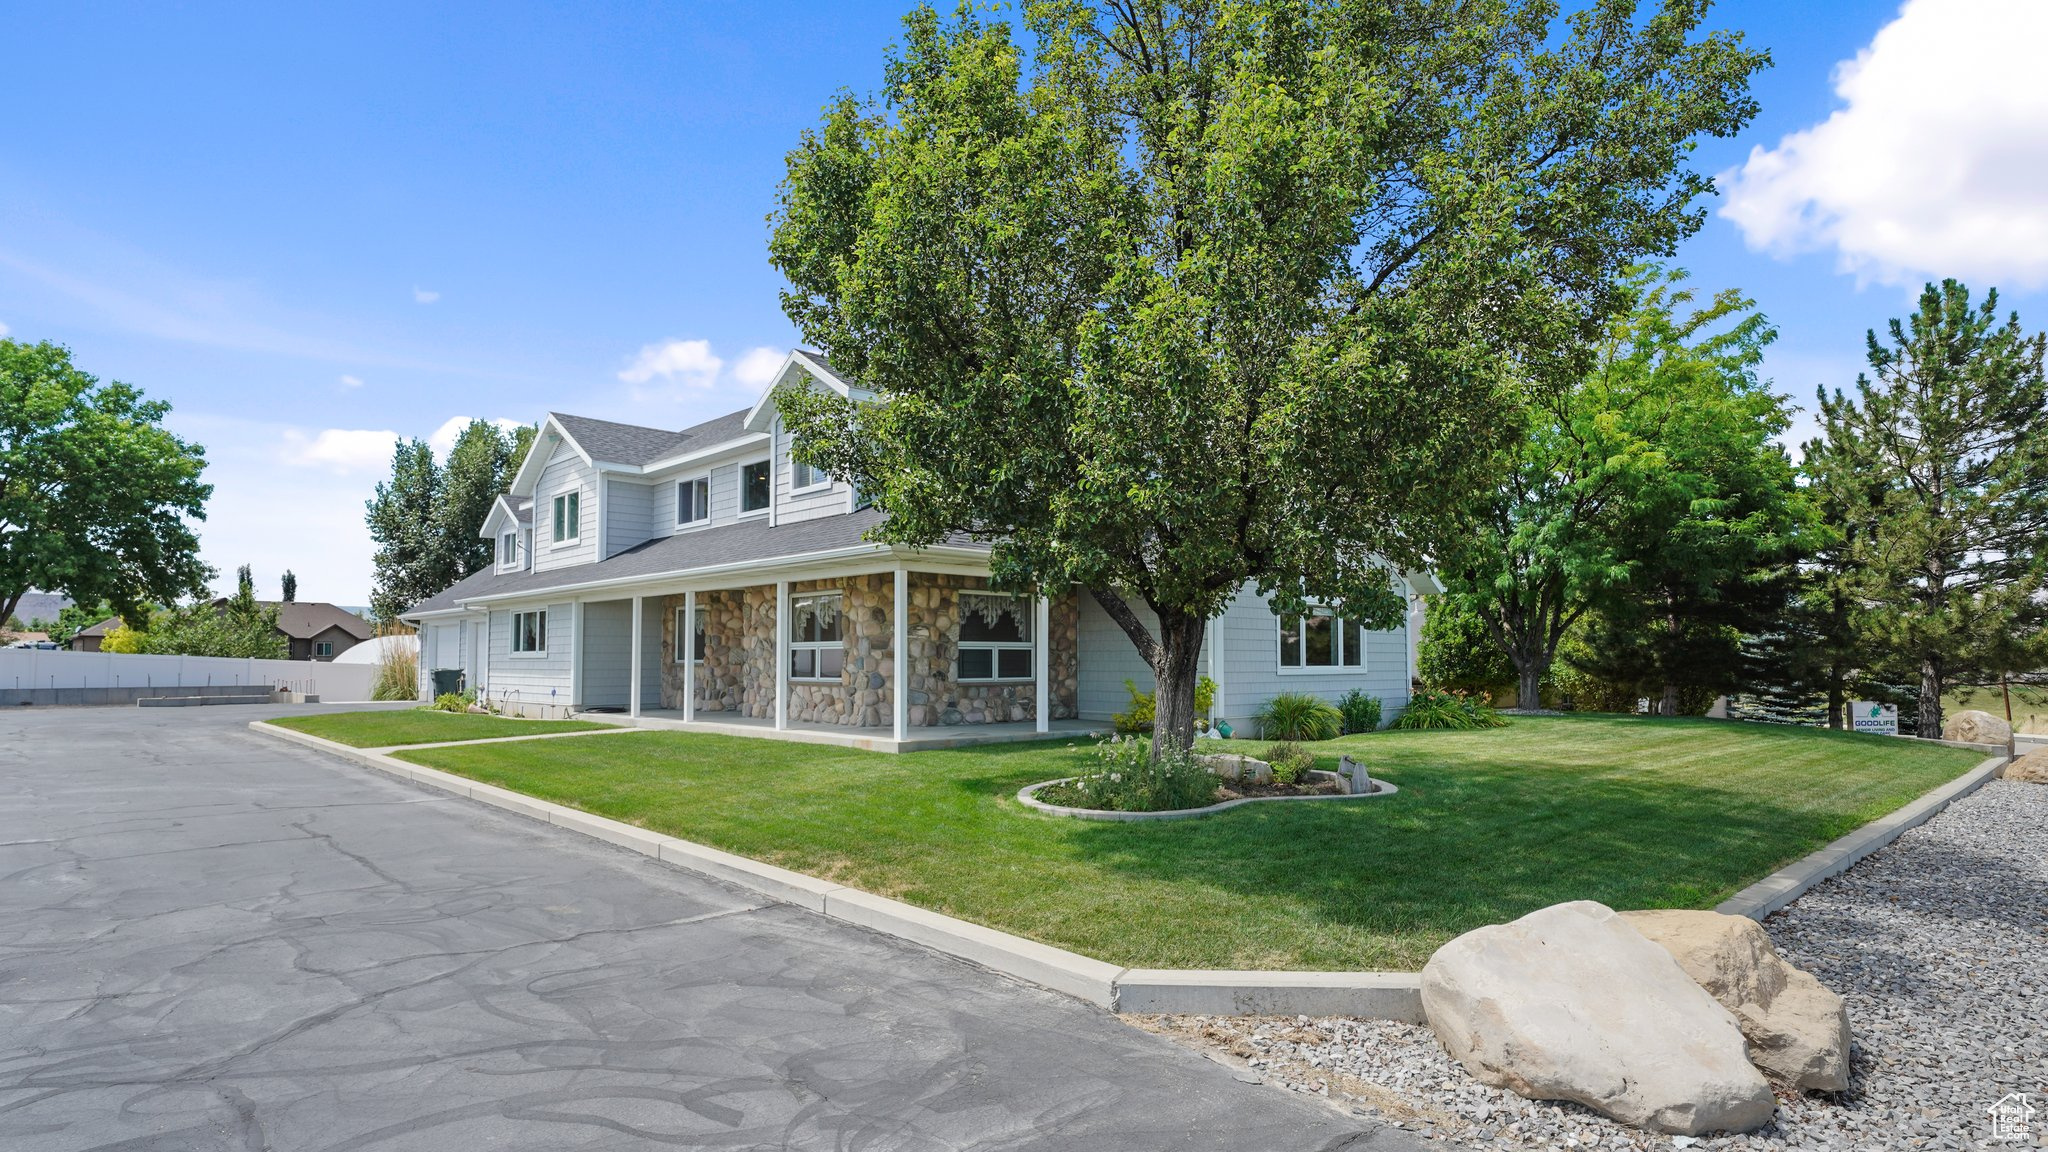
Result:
[791, 458, 827, 491]
[1277, 609, 1364, 670]
[958, 592, 1033, 681]
[551, 491, 580, 543]
[676, 477, 709, 526]
[740, 460, 771, 515]
[789, 592, 843, 680]
[499, 531, 517, 566]
[314, 641, 334, 657]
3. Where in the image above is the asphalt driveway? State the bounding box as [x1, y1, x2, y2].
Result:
[0, 703, 1410, 1151]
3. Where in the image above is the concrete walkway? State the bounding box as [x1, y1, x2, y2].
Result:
[0, 704, 1408, 1151]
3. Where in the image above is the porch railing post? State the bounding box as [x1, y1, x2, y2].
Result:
[774, 581, 789, 731]
[683, 589, 696, 723]
[1035, 594, 1050, 734]
[893, 565, 908, 743]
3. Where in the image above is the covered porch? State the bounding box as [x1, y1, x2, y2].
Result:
[573, 560, 1084, 752]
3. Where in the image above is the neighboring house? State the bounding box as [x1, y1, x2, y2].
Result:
[68, 603, 373, 661]
[402, 351, 1433, 747]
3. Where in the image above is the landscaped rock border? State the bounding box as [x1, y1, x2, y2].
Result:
[1015, 770, 1399, 822]
[248, 721, 2007, 1023]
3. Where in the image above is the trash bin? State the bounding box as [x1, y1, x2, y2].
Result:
[430, 668, 465, 698]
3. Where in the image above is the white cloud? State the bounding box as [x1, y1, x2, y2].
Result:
[732, 345, 787, 388]
[339, 373, 363, 388]
[0, 321, 9, 338]
[283, 427, 401, 475]
[1720, 0, 2048, 289]
[427, 415, 525, 456]
[617, 338, 723, 387]
[412, 286, 440, 304]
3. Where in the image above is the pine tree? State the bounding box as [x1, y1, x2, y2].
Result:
[1807, 280, 2048, 738]
[281, 569, 296, 602]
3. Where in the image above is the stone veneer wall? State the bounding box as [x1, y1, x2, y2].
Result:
[657, 573, 1080, 729]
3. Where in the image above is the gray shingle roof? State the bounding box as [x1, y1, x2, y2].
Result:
[550, 407, 752, 468]
[402, 508, 986, 617]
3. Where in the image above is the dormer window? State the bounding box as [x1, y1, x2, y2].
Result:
[677, 477, 709, 526]
[552, 491, 580, 543]
[740, 460, 771, 515]
[499, 531, 517, 566]
[791, 459, 827, 491]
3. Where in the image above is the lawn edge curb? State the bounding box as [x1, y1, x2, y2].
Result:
[1714, 753, 2010, 920]
[1015, 774, 1400, 821]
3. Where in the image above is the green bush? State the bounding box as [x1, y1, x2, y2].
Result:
[1253, 691, 1343, 741]
[1264, 742, 1318, 786]
[1338, 689, 1383, 734]
[1391, 687, 1509, 730]
[1113, 676, 1217, 734]
[430, 692, 471, 713]
[1058, 736, 1219, 812]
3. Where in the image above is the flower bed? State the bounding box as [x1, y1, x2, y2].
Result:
[1018, 770, 1400, 822]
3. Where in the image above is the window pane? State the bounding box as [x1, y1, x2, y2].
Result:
[693, 608, 707, 661]
[817, 601, 841, 642]
[1343, 619, 1364, 666]
[742, 461, 771, 511]
[997, 648, 1033, 679]
[566, 493, 578, 536]
[1305, 613, 1334, 665]
[792, 460, 815, 488]
[958, 648, 993, 680]
[552, 497, 565, 542]
[1279, 615, 1301, 666]
[819, 648, 844, 678]
[791, 649, 815, 679]
[960, 593, 1028, 642]
[677, 481, 695, 523]
[533, 613, 545, 651]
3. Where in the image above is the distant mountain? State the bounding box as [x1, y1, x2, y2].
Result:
[13, 592, 74, 625]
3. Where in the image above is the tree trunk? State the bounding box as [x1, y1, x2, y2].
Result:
[1151, 611, 1207, 757]
[1516, 662, 1543, 712]
[1660, 683, 1679, 716]
[1825, 682, 1845, 731]
[1917, 654, 1943, 739]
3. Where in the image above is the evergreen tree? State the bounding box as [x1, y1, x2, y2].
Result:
[365, 439, 444, 621]
[281, 569, 296, 602]
[437, 421, 529, 578]
[1807, 281, 2048, 738]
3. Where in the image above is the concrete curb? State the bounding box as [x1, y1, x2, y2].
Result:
[1714, 754, 2010, 920]
[1115, 970, 1425, 1021]
[1015, 773, 1400, 822]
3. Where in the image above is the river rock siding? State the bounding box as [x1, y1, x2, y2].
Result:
[656, 574, 1079, 728]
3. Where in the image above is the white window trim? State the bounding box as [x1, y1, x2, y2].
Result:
[498, 531, 519, 570]
[737, 459, 772, 518]
[956, 591, 1036, 683]
[509, 609, 549, 658]
[787, 591, 843, 682]
[1275, 607, 1368, 674]
[550, 490, 582, 548]
[674, 475, 712, 531]
[789, 457, 832, 495]
[673, 604, 706, 664]
[313, 641, 334, 657]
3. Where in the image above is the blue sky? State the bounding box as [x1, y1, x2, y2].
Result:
[4, 0, 2043, 605]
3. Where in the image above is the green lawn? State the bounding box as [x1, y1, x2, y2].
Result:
[384, 714, 1978, 971]
[269, 709, 610, 747]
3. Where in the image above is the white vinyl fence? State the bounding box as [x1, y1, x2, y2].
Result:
[0, 648, 377, 702]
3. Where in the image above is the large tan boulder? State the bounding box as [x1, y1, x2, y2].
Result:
[1421, 901, 1775, 1135]
[2004, 748, 2048, 784]
[1622, 909, 1851, 1091]
[1942, 709, 2012, 745]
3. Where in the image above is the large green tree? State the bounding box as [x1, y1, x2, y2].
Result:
[770, 0, 1764, 751]
[0, 340, 212, 625]
[1440, 269, 1796, 709]
[437, 420, 535, 577]
[365, 421, 535, 620]
[1806, 280, 2048, 739]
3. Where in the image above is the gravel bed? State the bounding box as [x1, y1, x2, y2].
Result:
[1141, 778, 2047, 1150]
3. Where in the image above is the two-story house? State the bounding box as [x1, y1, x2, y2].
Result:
[401, 351, 1427, 750]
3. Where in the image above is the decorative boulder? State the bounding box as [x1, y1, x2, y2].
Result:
[2002, 748, 2048, 784]
[1621, 909, 1851, 1091]
[1942, 709, 2012, 746]
[1194, 752, 1272, 785]
[1421, 901, 1774, 1135]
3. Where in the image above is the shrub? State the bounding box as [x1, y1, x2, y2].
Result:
[1391, 686, 1510, 730]
[431, 692, 471, 713]
[1253, 691, 1342, 741]
[1064, 736, 1220, 812]
[1338, 689, 1383, 734]
[1113, 675, 1217, 734]
[1264, 742, 1318, 786]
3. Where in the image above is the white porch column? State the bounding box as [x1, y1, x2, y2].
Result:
[628, 595, 643, 719]
[1034, 594, 1050, 734]
[892, 565, 907, 742]
[774, 580, 789, 730]
[682, 589, 696, 723]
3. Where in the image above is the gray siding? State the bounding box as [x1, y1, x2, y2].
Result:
[651, 464, 738, 536]
[775, 422, 845, 526]
[604, 478, 655, 558]
[1076, 596, 1170, 722]
[533, 444, 597, 573]
[485, 602, 575, 706]
[579, 600, 631, 709]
